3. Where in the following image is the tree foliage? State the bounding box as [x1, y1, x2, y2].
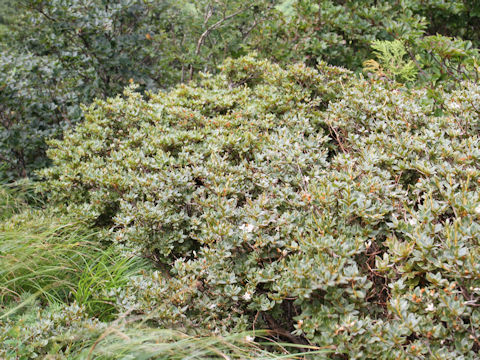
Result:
[0, 0, 274, 180]
[254, 0, 480, 71]
[0, 0, 16, 42]
[3, 0, 480, 180]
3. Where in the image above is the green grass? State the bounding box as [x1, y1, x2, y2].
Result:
[0, 182, 39, 220]
[0, 181, 149, 319]
[75, 328, 330, 359]
[0, 211, 148, 319]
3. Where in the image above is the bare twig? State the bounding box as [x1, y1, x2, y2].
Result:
[189, 5, 252, 79]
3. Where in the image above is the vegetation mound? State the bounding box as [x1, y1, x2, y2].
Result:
[42, 55, 480, 358]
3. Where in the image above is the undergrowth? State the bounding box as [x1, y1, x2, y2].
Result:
[0, 184, 317, 359]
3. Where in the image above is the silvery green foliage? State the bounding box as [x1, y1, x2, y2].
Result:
[43, 56, 480, 358]
[0, 301, 106, 359]
[4, 0, 480, 181]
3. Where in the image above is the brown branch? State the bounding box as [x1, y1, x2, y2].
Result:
[241, 3, 275, 41]
[405, 46, 429, 81]
[189, 5, 252, 79]
[262, 313, 305, 347]
[196, 6, 248, 56]
[327, 123, 348, 154]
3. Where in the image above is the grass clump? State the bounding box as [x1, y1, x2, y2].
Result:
[0, 182, 39, 220]
[0, 209, 147, 319]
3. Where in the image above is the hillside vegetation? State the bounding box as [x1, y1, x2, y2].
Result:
[39, 54, 480, 359]
[1, 0, 480, 180]
[2, 1, 480, 359]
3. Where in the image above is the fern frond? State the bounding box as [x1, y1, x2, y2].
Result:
[364, 40, 418, 82]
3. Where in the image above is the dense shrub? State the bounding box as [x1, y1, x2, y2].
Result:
[0, 186, 306, 359]
[1, 300, 298, 359]
[255, 0, 427, 69]
[43, 56, 480, 358]
[361, 36, 480, 96]
[418, 1, 480, 46]
[4, 0, 480, 181]
[0, 0, 15, 42]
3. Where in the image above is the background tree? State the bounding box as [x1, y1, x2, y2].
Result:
[3, 0, 480, 181]
[0, 0, 273, 181]
[0, 0, 16, 43]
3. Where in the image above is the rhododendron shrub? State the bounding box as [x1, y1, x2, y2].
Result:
[43, 56, 480, 359]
